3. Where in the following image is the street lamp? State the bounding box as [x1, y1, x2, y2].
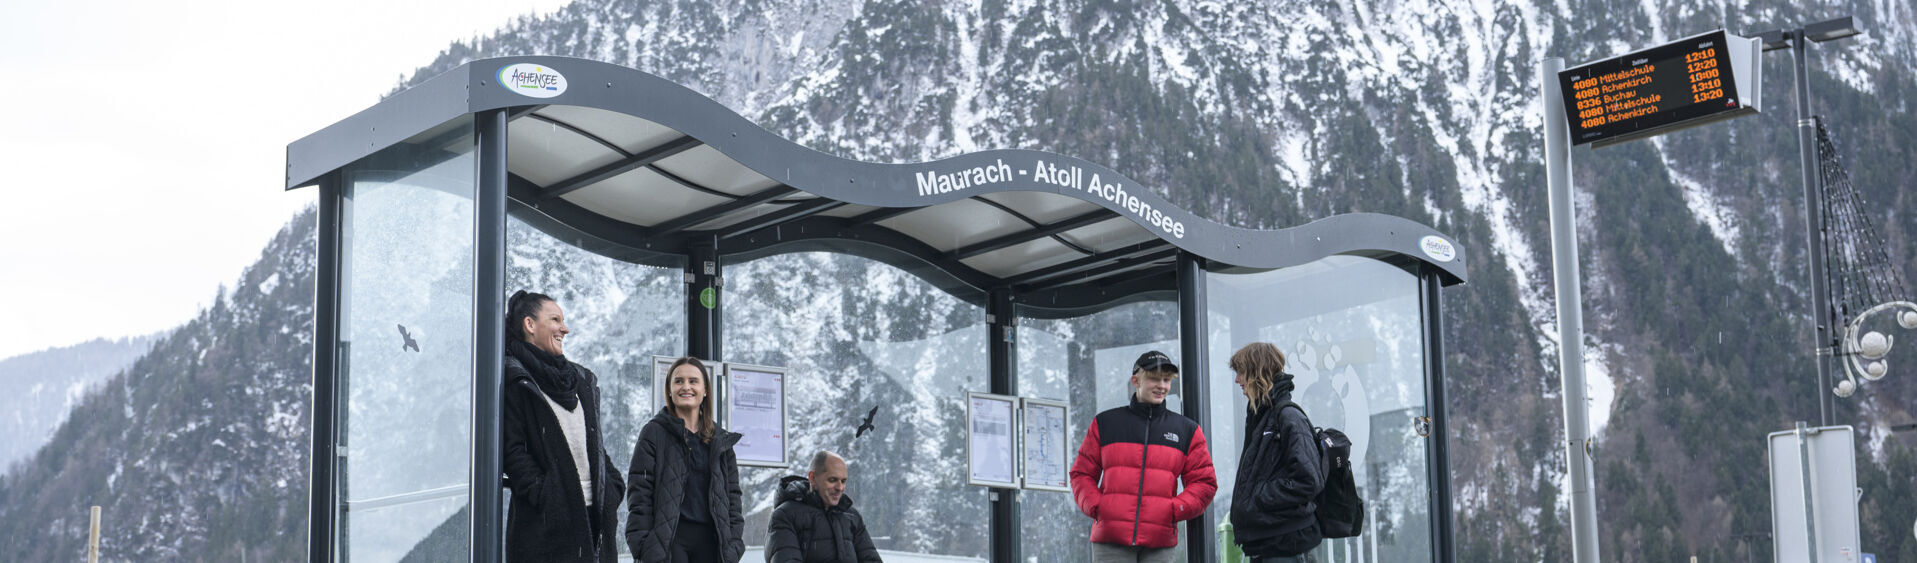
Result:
[1747, 15, 1864, 423]
[1834, 302, 1917, 397]
[1805, 17, 1863, 43]
[1755, 17, 1861, 51]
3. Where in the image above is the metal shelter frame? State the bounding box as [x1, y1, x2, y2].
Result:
[288, 56, 1469, 563]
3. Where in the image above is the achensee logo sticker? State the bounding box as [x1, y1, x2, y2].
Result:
[1419, 235, 1456, 263]
[499, 64, 567, 98]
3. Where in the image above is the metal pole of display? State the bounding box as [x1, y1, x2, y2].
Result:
[1540, 56, 1601, 563]
[1175, 252, 1214, 563]
[1790, 31, 1837, 426]
[987, 289, 1019, 563]
[310, 171, 343, 563]
[473, 109, 509, 563]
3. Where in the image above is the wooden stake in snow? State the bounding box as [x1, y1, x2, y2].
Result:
[88, 506, 101, 563]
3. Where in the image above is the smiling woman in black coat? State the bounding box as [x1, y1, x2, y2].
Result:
[501, 291, 626, 562]
[627, 357, 745, 563]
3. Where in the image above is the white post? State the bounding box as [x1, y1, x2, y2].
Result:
[88, 505, 101, 563]
[1540, 56, 1602, 563]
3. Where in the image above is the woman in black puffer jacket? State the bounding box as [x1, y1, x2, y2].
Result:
[502, 291, 625, 562]
[627, 357, 745, 563]
[1228, 342, 1325, 562]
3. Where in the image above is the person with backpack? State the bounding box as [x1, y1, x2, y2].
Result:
[1069, 350, 1218, 562]
[1228, 342, 1324, 562]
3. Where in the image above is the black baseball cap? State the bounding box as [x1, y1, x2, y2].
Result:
[1133, 350, 1178, 374]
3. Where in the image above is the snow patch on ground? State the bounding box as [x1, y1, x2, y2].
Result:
[1584, 345, 1615, 438]
[1417, 96, 1556, 371]
[1274, 128, 1313, 188]
[945, 3, 983, 154]
[1826, 44, 1882, 96]
[1654, 138, 1742, 259]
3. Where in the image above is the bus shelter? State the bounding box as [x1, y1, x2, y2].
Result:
[286, 56, 1468, 563]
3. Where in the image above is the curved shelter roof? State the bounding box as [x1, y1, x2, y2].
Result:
[287, 56, 1466, 316]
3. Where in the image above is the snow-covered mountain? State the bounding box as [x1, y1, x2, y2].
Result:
[408, 0, 1917, 558]
[0, 211, 315, 561]
[0, 334, 158, 475]
[3, 0, 1915, 560]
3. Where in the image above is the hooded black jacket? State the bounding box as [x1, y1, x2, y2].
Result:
[502, 355, 626, 562]
[765, 475, 882, 563]
[1229, 382, 1325, 557]
[626, 407, 745, 563]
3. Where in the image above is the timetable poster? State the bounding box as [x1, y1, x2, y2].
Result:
[726, 364, 787, 467]
[967, 393, 1018, 487]
[1020, 399, 1071, 492]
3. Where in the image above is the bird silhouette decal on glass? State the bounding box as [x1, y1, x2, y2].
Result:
[397, 324, 420, 353]
[855, 405, 879, 438]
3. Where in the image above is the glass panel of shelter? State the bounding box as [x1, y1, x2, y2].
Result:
[336, 117, 476, 561]
[1204, 255, 1433, 563]
[725, 252, 992, 560]
[345, 184, 1442, 562]
[1017, 300, 1187, 562]
[502, 213, 688, 560]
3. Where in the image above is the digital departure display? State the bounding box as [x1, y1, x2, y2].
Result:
[1558, 30, 1760, 147]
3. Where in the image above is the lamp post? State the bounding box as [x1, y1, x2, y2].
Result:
[1750, 16, 1862, 425]
[1833, 302, 1917, 396]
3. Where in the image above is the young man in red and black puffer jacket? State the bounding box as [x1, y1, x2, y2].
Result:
[1069, 351, 1218, 563]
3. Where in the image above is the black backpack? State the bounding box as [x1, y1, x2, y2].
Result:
[1280, 402, 1365, 539]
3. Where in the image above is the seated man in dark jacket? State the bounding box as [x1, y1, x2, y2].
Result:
[765, 451, 882, 563]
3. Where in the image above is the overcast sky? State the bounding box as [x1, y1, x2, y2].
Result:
[0, 0, 573, 360]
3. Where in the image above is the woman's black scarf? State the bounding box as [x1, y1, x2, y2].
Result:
[508, 338, 580, 410]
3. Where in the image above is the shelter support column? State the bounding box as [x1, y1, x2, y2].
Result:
[687, 239, 723, 361]
[1175, 252, 1215, 563]
[987, 288, 1019, 563]
[1420, 266, 1455, 563]
[473, 109, 508, 563]
[310, 171, 343, 563]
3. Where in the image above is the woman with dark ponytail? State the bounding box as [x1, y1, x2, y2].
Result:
[502, 290, 625, 562]
[625, 357, 745, 563]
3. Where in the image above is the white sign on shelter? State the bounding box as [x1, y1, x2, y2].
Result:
[1019, 398, 1071, 492]
[967, 393, 1019, 488]
[726, 363, 788, 468]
